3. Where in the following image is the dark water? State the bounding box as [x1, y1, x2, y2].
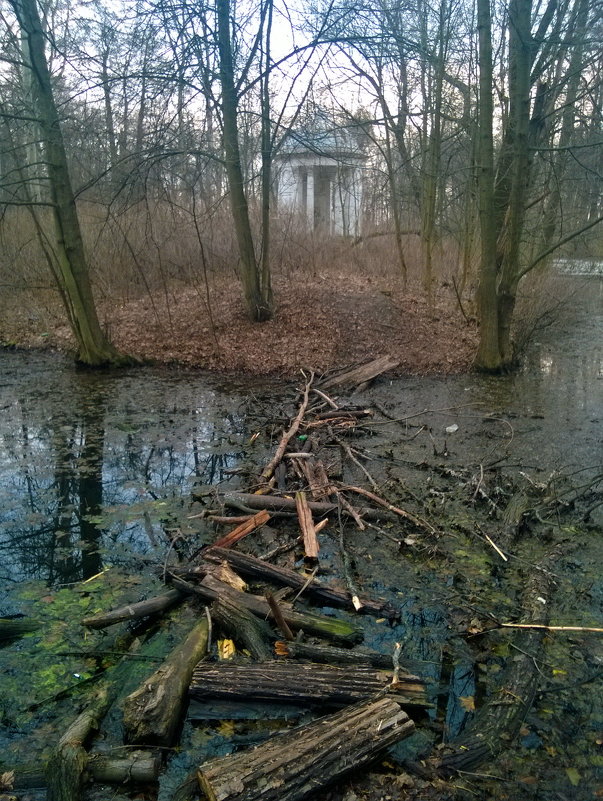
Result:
[0, 276, 601, 798]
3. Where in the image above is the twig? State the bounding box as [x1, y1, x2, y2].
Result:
[265, 592, 294, 640]
[311, 387, 339, 409]
[337, 501, 363, 611]
[260, 371, 314, 482]
[290, 567, 319, 605]
[484, 532, 508, 561]
[336, 436, 379, 491]
[500, 623, 603, 633]
[341, 484, 436, 535]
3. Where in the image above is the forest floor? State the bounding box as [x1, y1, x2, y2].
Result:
[1, 271, 478, 375]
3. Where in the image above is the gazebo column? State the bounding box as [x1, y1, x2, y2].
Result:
[306, 168, 315, 228]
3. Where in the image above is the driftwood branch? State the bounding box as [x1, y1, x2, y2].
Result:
[261, 373, 314, 482]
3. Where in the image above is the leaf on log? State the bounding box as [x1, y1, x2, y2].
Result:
[197, 695, 414, 801]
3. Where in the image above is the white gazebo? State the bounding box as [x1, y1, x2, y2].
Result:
[275, 113, 367, 236]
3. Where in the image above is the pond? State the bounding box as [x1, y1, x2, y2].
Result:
[0, 276, 601, 800]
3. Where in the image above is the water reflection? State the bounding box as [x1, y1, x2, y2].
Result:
[0, 358, 250, 586]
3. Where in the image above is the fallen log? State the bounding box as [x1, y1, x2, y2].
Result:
[190, 662, 426, 706]
[197, 491, 399, 524]
[169, 573, 363, 646]
[10, 751, 160, 789]
[210, 595, 274, 661]
[319, 356, 400, 390]
[81, 589, 183, 629]
[197, 694, 415, 801]
[203, 546, 397, 619]
[123, 618, 209, 746]
[0, 617, 41, 640]
[295, 491, 319, 560]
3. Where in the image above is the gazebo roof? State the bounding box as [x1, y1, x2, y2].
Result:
[278, 110, 368, 161]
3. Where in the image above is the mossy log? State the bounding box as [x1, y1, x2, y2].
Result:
[123, 618, 209, 746]
[211, 595, 274, 661]
[170, 573, 363, 646]
[197, 695, 414, 801]
[438, 558, 554, 775]
[0, 617, 41, 640]
[81, 588, 183, 629]
[203, 547, 397, 619]
[190, 662, 427, 706]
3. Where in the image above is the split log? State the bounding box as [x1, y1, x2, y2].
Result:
[203, 547, 397, 619]
[210, 595, 274, 661]
[198, 491, 399, 524]
[319, 356, 400, 390]
[274, 640, 426, 677]
[123, 618, 209, 745]
[295, 491, 319, 560]
[197, 695, 415, 801]
[81, 589, 183, 630]
[190, 662, 426, 706]
[212, 510, 270, 549]
[169, 573, 363, 646]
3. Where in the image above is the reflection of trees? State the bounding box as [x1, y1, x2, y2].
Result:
[0, 389, 106, 584]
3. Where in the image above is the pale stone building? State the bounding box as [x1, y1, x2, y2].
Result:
[275, 113, 367, 236]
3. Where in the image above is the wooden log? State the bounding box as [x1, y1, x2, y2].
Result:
[169, 573, 363, 646]
[9, 752, 160, 789]
[212, 510, 270, 549]
[203, 547, 397, 619]
[46, 685, 114, 801]
[210, 596, 274, 661]
[196, 491, 399, 524]
[197, 695, 415, 801]
[295, 491, 319, 560]
[274, 640, 426, 678]
[123, 618, 209, 746]
[319, 356, 400, 390]
[190, 662, 426, 706]
[81, 589, 183, 629]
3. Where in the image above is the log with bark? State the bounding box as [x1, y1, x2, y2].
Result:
[197, 694, 414, 801]
[190, 662, 427, 706]
[201, 547, 398, 619]
[170, 572, 363, 646]
[274, 639, 427, 677]
[9, 751, 160, 790]
[81, 588, 183, 629]
[0, 617, 41, 640]
[123, 618, 209, 746]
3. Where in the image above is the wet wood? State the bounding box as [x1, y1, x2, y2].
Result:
[46, 685, 113, 801]
[295, 491, 319, 560]
[319, 356, 400, 390]
[0, 617, 41, 639]
[190, 662, 426, 706]
[212, 509, 270, 549]
[11, 752, 160, 789]
[438, 556, 555, 775]
[274, 640, 426, 677]
[169, 572, 363, 646]
[211, 595, 274, 661]
[123, 618, 209, 746]
[197, 695, 415, 801]
[204, 491, 399, 523]
[203, 547, 397, 619]
[81, 589, 183, 629]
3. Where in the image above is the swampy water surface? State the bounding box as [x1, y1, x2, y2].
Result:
[0, 277, 601, 801]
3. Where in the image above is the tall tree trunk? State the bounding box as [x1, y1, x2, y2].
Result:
[474, 0, 500, 370]
[216, 0, 272, 322]
[11, 0, 127, 366]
